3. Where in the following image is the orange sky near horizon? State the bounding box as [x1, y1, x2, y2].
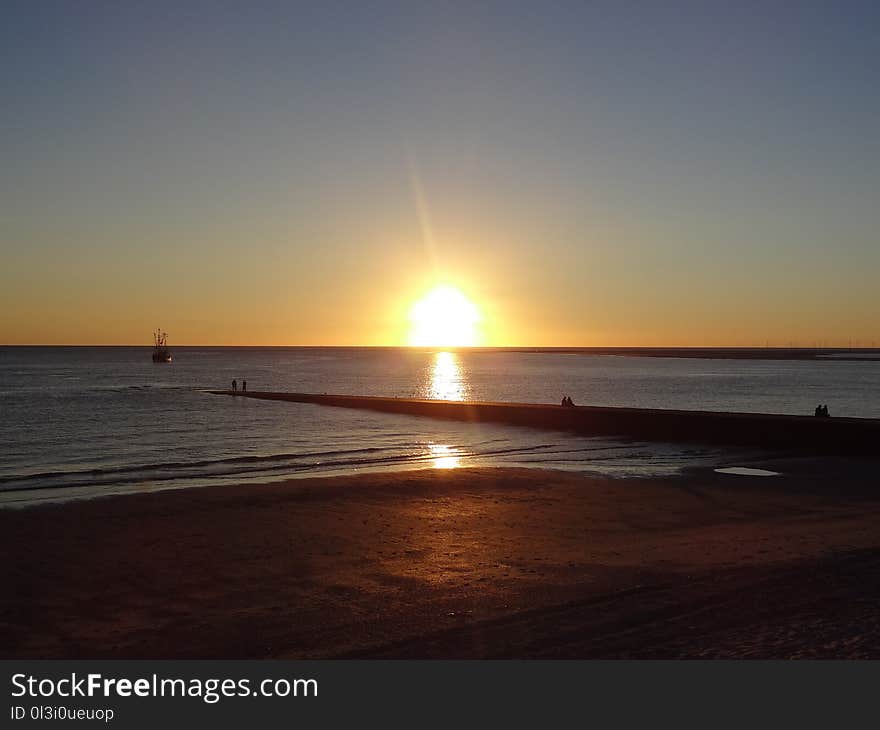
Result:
[3, 215, 879, 348]
[3, 208, 879, 348]
[3, 258, 878, 348]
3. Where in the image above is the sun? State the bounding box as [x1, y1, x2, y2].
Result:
[408, 285, 482, 347]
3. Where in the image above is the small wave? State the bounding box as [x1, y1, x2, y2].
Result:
[0, 445, 481, 494]
[0, 440, 676, 491]
[0, 446, 403, 489]
[88, 384, 199, 393]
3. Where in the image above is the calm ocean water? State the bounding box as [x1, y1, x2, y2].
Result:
[2, 347, 879, 506]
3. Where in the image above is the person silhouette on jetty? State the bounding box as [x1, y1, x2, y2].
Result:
[232, 379, 237, 393]
[242, 380, 247, 392]
[814, 404, 830, 418]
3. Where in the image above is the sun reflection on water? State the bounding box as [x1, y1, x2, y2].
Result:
[428, 443, 461, 469]
[419, 352, 468, 468]
[427, 351, 468, 401]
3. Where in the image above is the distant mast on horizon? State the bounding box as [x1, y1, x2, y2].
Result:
[152, 329, 172, 363]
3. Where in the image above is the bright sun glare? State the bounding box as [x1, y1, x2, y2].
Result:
[408, 286, 481, 347]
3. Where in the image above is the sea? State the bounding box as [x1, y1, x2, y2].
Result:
[2, 346, 880, 507]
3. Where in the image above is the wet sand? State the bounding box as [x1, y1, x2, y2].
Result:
[2, 465, 880, 659]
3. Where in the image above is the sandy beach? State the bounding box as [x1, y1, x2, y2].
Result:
[2, 464, 880, 659]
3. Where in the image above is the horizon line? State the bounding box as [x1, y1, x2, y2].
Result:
[3, 344, 880, 351]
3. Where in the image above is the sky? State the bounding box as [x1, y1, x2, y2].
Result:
[2, 1, 879, 346]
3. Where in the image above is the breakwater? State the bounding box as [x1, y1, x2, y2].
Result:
[208, 391, 880, 455]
